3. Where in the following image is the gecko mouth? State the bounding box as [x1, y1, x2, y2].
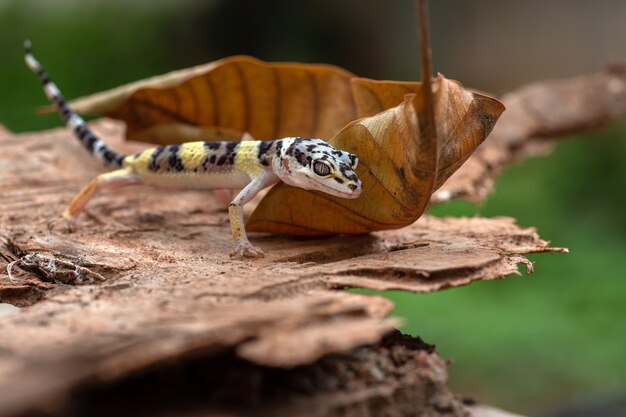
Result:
[313, 181, 361, 199]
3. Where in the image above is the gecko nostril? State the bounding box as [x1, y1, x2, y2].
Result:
[348, 183, 358, 191]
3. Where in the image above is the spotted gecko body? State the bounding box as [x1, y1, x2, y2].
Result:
[24, 41, 362, 258]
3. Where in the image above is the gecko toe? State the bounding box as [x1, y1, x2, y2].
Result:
[245, 246, 265, 258]
[48, 216, 79, 233]
[230, 242, 265, 259]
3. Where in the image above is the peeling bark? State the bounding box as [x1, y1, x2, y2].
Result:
[2, 331, 475, 417]
[433, 65, 626, 203]
[0, 120, 560, 416]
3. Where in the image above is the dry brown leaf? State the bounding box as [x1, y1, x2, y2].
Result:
[61, 58, 433, 144]
[248, 77, 504, 234]
[63, 55, 359, 142]
[58, 58, 503, 235]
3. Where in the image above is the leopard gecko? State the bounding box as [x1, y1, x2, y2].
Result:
[24, 41, 362, 259]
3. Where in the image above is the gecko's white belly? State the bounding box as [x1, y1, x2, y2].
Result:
[140, 171, 252, 190]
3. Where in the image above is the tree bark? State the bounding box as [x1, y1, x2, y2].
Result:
[7, 63, 624, 416]
[0, 119, 556, 416]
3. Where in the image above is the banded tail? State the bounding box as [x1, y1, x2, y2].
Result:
[24, 40, 125, 167]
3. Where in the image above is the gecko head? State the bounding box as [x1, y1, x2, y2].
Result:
[276, 138, 362, 199]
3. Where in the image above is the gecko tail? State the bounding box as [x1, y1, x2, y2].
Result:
[24, 40, 126, 168]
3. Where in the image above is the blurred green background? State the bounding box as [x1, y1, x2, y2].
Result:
[1, 0, 625, 415]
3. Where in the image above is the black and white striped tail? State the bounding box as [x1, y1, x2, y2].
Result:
[24, 40, 125, 168]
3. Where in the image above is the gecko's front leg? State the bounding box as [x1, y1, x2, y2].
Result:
[228, 171, 279, 259]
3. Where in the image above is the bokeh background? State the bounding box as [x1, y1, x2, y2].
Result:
[1, 0, 625, 415]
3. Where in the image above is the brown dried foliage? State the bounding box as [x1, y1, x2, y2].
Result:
[59, 58, 504, 235]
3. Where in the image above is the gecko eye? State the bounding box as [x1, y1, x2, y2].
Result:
[313, 161, 331, 177]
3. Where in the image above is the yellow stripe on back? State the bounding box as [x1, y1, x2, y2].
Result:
[234, 141, 265, 177]
[124, 148, 154, 174]
[178, 142, 207, 171]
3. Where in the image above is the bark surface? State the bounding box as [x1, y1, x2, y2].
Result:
[0, 120, 561, 416]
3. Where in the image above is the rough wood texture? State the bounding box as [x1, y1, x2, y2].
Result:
[433, 65, 626, 203]
[0, 120, 557, 416]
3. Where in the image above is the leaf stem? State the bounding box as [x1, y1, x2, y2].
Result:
[415, 0, 438, 176]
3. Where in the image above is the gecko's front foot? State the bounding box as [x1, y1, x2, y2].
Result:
[48, 215, 79, 233]
[229, 241, 265, 259]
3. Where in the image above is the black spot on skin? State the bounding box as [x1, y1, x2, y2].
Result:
[225, 142, 238, 153]
[167, 145, 185, 172]
[209, 155, 216, 164]
[75, 125, 91, 144]
[286, 138, 306, 156]
[84, 134, 98, 152]
[294, 149, 309, 167]
[348, 183, 358, 191]
[275, 140, 283, 157]
[331, 150, 343, 157]
[315, 142, 333, 149]
[102, 149, 118, 164]
[258, 140, 273, 166]
[339, 163, 358, 182]
[204, 141, 221, 150]
[257, 140, 272, 158]
[349, 154, 358, 167]
[306, 144, 317, 152]
[334, 177, 344, 184]
[61, 107, 71, 121]
[77, 128, 124, 166]
[114, 154, 125, 166]
[214, 142, 238, 166]
[102, 151, 112, 163]
[150, 147, 165, 172]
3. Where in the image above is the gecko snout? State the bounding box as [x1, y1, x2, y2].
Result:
[345, 181, 362, 198]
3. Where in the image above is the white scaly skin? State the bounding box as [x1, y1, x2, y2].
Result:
[24, 41, 362, 259]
